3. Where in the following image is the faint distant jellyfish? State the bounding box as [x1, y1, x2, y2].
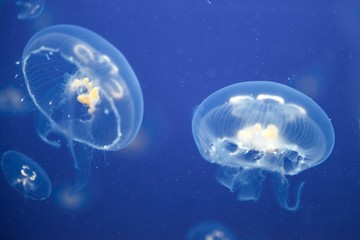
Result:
[22, 25, 144, 190]
[15, 0, 44, 20]
[0, 86, 33, 115]
[187, 221, 238, 240]
[55, 186, 90, 211]
[1, 151, 52, 200]
[192, 81, 335, 210]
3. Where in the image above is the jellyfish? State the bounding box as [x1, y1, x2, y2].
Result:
[1, 151, 52, 200]
[0, 86, 33, 115]
[192, 81, 335, 210]
[15, 0, 44, 20]
[54, 185, 90, 211]
[186, 221, 238, 240]
[22, 25, 144, 190]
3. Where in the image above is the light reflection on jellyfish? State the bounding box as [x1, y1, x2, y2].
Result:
[22, 25, 143, 191]
[192, 81, 335, 210]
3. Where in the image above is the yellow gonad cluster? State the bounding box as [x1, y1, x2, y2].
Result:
[236, 123, 280, 151]
[70, 77, 100, 114]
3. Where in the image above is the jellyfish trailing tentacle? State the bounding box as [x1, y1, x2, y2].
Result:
[273, 174, 305, 211]
[68, 140, 93, 192]
[36, 114, 62, 149]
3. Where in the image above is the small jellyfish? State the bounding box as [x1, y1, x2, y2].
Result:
[15, 0, 44, 20]
[22, 25, 143, 190]
[1, 151, 52, 200]
[0, 86, 33, 115]
[186, 221, 238, 240]
[54, 185, 90, 211]
[192, 81, 335, 210]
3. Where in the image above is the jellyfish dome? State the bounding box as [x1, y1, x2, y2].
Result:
[1, 151, 52, 200]
[21, 25, 143, 190]
[22, 25, 143, 151]
[192, 81, 335, 210]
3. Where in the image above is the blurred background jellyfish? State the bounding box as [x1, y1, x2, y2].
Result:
[0, 86, 33, 115]
[192, 81, 335, 210]
[15, 0, 44, 20]
[54, 185, 90, 211]
[186, 221, 238, 240]
[21, 25, 144, 191]
[1, 150, 52, 200]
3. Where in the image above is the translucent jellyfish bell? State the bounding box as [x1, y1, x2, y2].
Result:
[1, 151, 52, 200]
[22, 25, 143, 190]
[192, 81, 335, 210]
[186, 221, 238, 240]
[15, 0, 45, 20]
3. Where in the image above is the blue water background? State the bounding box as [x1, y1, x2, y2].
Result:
[1, 0, 360, 239]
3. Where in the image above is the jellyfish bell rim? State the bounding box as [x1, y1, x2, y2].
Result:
[21, 24, 144, 151]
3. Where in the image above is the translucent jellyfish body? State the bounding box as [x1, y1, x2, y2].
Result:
[187, 221, 238, 240]
[1, 151, 52, 200]
[15, 0, 45, 20]
[192, 81, 335, 210]
[22, 25, 143, 190]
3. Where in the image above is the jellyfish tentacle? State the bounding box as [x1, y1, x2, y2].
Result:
[274, 175, 305, 211]
[68, 140, 92, 192]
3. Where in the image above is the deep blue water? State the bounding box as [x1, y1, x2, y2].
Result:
[1, 0, 360, 239]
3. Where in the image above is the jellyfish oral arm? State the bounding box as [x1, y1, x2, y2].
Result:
[217, 166, 266, 202]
